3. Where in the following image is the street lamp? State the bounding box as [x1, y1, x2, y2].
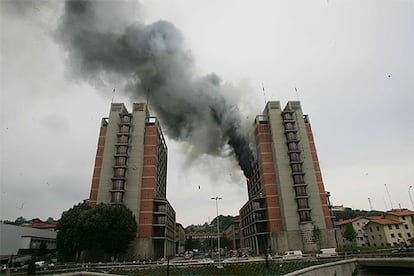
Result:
[409, 186, 414, 208]
[211, 197, 222, 268]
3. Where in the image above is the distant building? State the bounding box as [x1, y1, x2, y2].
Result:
[364, 218, 404, 247]
[176, 223, 185, 255]
[335, 209, 414, 248]
[0, 223, 56, 261]
[89, 103, 176, 259]
[29, 220, 57, 231]
[223, 216, 241, 250]
[336, 217, 372, 247]
[384, 210, 414, 237]
[239, 101, 336, 255]
[331, 205, 347, 212]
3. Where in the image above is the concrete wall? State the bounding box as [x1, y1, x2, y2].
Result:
[125, 103, 146, 220]
[267, 102, 298, 232]
[97, 103, 126, 205]
[285, 259, 358, 276]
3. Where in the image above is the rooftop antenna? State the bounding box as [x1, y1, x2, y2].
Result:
[384, 184, 394, 210]
[383, 197, 388, 211]
[262, 83, 267, 106]
[368, 197, 373, 210]
[294, 85, 300, 101]
[111, 88, 116, 103]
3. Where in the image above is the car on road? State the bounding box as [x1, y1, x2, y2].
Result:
[282, 250, 303, 260]
[316, 248, 337, 258]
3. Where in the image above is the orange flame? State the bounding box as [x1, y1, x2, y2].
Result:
[246, 177, 251, 183]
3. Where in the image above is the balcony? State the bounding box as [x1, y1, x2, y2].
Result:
[293, 183, 307, 187]
[111, 176, 126, 180]
[114, 142, 129, 146]
[112, 164, 127, 169]
[113, 153, 128, 158]
[284, 128, 298, 134]
[116, 132, 130, 136]
[287, 148, 301, 153]
[292, 171, 305, 176]
[295, 195, 310, 199]
[110, 189, 125, 193]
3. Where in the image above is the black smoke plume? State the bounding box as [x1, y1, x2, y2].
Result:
[56, 0, 254, 178]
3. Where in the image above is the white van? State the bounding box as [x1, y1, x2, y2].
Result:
[282, 250, 303, 260]
[316, 248, 337, 258]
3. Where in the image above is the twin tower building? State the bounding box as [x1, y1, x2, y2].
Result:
[88, 101, 336, 259]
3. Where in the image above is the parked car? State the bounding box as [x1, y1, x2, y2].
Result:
[35, 261, 45, 269]
[316, 248, 337, 258]
[282, 250, 303, 260]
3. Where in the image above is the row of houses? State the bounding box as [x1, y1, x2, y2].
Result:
[335, 209, 414, 248]
[184, 209, 414, 253]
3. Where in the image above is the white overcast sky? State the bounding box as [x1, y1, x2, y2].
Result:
[1, 0, 413, 227]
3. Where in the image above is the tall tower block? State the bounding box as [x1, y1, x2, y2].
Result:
[240, 101, 335, 254]
[89, 103, 175, 259]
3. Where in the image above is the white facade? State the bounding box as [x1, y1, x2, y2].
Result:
[0, 223, 56, 257]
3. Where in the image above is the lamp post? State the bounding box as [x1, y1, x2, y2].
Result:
[211, 197, 222, 268]
[409, 186, 414, 208]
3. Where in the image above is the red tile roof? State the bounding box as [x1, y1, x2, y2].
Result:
[29, 222, 57, 229]
[366, 216, 383, 220]
[335, 217, 362, 226]
[386, 210, 414, 217]
[368, 218, 400, 225]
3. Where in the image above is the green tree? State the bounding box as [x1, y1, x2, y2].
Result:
[343, 223, 357, 247]
[56, 202, 91, 261]
[312, 225, 322, 249]
[79, 204, 137, 258]
[57, 203, 137, 261]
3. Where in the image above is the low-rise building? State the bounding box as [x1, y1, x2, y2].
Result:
[384, 210, 414, 241]
[336, 217, 371, 247]
[176, 223, 185, 255]
[364, 218, 403, 247]
[335, 209, 414, 248]
[223, 216, 241, 250]
[0, 223, 56, 262]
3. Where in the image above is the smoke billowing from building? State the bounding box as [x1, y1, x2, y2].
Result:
[56, 0, 254, 177]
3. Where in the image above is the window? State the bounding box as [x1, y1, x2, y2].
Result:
[288, 142, 298, 151]
[360, 237, 363, 241]
[388, 225, 392, 230]
[291, 163, 302, 172]
[408, 233, 412, 238]
[402, 216, 406, 220]
[357, 223, 360, 226]
[287, 132, 297, 141]
[404, 224, 409, 230]
[376, 226, 380, 231]
[398, 233, 402, 238]
[391, 233, 395, 238]
[395, 224, 400, 229]
[369, 227, 373, 232]
[372, 235, 375, 240]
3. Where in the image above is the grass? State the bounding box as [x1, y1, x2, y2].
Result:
[110, 260, 325, 275]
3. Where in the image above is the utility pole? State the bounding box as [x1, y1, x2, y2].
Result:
[211, 197, 222, 268]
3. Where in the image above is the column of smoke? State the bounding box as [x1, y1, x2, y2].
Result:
[56, 0, 255, 178]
